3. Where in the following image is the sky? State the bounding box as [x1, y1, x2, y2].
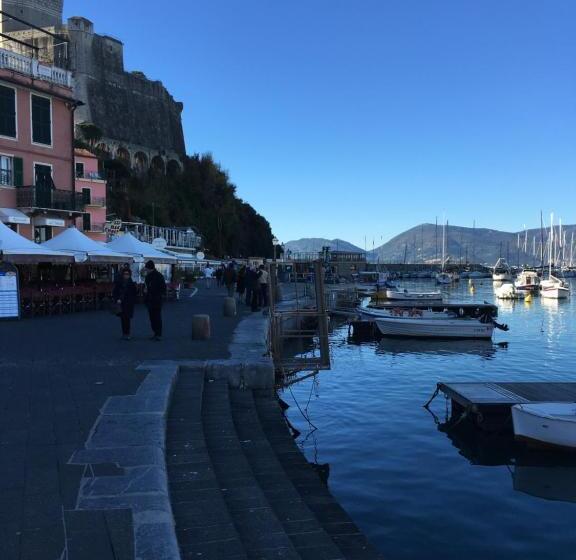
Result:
[65, 0, 576, 247]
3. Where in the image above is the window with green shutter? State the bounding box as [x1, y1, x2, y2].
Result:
[0, 85, 16, 138]
[31, 95, 52, 145]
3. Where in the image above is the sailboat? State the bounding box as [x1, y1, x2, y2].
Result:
[541, 214, 570, 299]
[436, 220, 452, 284]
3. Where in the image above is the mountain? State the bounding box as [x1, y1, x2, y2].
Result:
[284, 238, 364, 254]
[371, 223, 576, 266]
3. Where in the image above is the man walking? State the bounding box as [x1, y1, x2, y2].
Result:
[203, 264, 215, 289]
[258, 264, 269, 307]
[223, 262, 237, 297]
[144, 260, 166, 341]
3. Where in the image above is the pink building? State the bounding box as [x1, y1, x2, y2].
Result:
[74, 149, 107, 241]
[0, 46, 83, 242]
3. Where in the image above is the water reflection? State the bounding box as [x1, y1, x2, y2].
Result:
[438, 421, 576, 504]
[375, 338, 504, 359]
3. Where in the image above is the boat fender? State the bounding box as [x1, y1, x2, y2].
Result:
[458, 307, 465, 317]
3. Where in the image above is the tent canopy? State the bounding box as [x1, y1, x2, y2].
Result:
[0, 221, 73, 264]
[42, 227, 132, 264]
[107, 232, 177, 264]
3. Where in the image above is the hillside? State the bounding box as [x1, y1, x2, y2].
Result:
[284, 238, 364, 254]
[372, 223, 576, 265]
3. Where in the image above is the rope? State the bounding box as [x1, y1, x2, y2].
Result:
[423, 385, 440, 409]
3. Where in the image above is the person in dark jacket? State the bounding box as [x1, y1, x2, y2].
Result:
[236, 265, 246, 301]
[223, 262, 237, 297]
[249, 266, 261, 312]
[144, 260, 167, 340]
[245, 266, 255, 306]
[112, 266, 137, 340]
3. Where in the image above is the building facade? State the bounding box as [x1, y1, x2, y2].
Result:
[74, 148, 106, 241]
[0, 45, 84, 242]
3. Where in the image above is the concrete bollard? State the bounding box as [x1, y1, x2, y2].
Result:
[223, 297, 237, 317]
[191, 314, 211, 340]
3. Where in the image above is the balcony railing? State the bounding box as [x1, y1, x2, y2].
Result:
[17, 186, 84, 212]
[76, 171, 106, 181]
[108, 222, 203, 250]
[89, 223, 106, 232]
[82, 195, 106, 207]
[0, 48, 72, 88]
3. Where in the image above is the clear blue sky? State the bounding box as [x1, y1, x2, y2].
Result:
[65, 0, 576, 247]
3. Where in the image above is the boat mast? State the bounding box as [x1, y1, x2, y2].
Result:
[540, 211, 545, 272]
[442, 219, 446, 272]
[550, 213, 554, 277]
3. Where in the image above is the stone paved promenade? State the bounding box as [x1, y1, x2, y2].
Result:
[0, 285, 245, 560]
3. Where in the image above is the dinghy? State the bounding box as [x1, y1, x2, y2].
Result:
[495, 283, 526, 300]
[512, 403, 576, 449]
[385, 289, 443, 302]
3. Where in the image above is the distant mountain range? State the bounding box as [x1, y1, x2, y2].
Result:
[286, 223, 576, 266]
[284, 238, 364, 254]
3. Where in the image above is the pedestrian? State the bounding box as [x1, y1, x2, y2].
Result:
[215, 265, 224, 287]
[203, 264, 215, 289]
[144, 260, 166, 341]
[245, 266, 254, 306]
[223, 262, 237, 297]
[112, 266, 137, 340]
[236, 265, 246, 301]
[249, 266, 260, 312]
[258, 264, 269, 307]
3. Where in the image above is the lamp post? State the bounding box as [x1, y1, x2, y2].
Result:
[272, 237, 279, 262]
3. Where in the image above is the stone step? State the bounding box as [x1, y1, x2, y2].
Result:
[253, 394, 385, 560]
[167, 367, 248, 560]
[203, 378, 301, 560]
[230, 388, 345, 560]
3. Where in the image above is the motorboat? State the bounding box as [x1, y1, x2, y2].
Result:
[359, 303, 504, 339]
[512, 403, 576, 449]
[492, 258, 513, 282]
[385, 289, 443, 302]
[495, 283, 526, 300]
[514, 270, 540, 293]
[540, 276, 570, 299]
[435, 272, 452, 285]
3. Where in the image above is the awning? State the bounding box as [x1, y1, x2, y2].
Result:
[0, 208, 30, 225]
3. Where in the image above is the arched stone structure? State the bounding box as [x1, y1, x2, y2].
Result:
[166, 159, 181, 177]
[134, 151, 149, 174]
[150, 155, 165, 176]
[116, 146, 131, 166]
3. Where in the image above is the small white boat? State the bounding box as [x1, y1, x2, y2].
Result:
[540, 276, 570, 299]
[514, 270, 540, 292]
[495, 283, 526, 300]
[512, 403, 576, 449]
[435, 272, 452, 285]
[492, 258, 513, 282]
[385, 289, 443, 302]
[359, 303, 501, 339]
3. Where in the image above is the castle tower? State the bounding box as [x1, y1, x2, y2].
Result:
[0, 0, 63, 33]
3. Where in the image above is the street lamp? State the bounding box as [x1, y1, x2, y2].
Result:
[272, 237, 279, 262]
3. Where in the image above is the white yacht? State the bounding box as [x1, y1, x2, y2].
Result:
[385, 289, 443, 302]
[514, 270, 540, 293]
[540, 276, 570, 299]
[492, 258, 513, 282]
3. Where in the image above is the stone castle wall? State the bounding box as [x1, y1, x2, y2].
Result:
[1, 3, 186, 171]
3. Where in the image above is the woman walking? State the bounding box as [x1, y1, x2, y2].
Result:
[113, 266, 137, 340]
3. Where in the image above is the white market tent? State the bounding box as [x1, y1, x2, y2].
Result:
[42, 227, 132, 264]
[0, 221, 73, 264]
[106, 232, 177, 264]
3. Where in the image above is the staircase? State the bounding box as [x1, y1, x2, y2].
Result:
[166, 366, 384, 560]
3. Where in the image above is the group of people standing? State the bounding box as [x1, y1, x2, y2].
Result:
[204, 262, 270, 311]
[112, 260, 167, 340]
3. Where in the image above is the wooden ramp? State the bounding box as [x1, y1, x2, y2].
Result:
[437, 382, 576, 430]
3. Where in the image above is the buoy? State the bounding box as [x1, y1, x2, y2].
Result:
[525, 294, 533, 303]
[468, 279, 473, 286]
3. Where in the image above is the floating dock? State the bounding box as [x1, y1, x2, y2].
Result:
[436, 382, 576, 431]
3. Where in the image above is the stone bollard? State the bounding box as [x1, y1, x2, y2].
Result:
[223, 297, 237, 317]
[191, 314, 211, 340]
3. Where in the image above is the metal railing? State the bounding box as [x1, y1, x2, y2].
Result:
[0, 48, 72, 87]
[83, 195, 106, 207]
[89, 223, 106, 232]
[113, 222, 203, 249]
[76, 171, 106, 180]
[0, 169, 11, 186]
[269, 261, 331, 381]
[17, 186, 84, 211]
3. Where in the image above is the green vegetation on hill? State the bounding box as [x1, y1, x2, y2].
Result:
[104, 153, 274, 259]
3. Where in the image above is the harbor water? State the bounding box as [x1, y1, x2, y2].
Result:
[284, 279, 576, 560]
